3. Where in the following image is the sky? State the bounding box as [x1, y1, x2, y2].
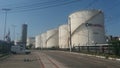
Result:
[0, 0, 120, 41]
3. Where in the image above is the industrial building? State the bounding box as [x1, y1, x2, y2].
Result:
[35, 9, 106, 49]
[46, 28, 59, 48]
[106, 35, 120, 42]
[35, 35, 41, 48]
[59, 24, 69, 48]
[41, 33, 47, 48]
[35, 33, 47, 49]
[27, 37, 35, 48]
[21, 24, 28, 47]
[68, 9, 106, 47]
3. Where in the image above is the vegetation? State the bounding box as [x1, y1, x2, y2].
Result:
[0, 53, 9, 58]
[0, 41, 12, 54]
[108, 40, 120, 56]
[71, 40, 120, 58]
[26, 44, 33, 49]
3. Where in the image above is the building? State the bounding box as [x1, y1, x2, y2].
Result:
[106, 35, 120, 42]
[69, 9, 106, 47]
[21, 24, 27, 47]
[46, 28, 58, 48]
[59, 24, 69, 48]
[35, 35, 41, 48]
[27, 37, 35, 48]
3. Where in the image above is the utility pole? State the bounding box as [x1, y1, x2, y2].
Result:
[68, 17, 72, 52]
[85, 23, 89, 46]
[2, 8, 11, 41]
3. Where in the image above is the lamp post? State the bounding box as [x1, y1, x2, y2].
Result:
[68, 17, 72, 52]
[92, 41, 97, 53]
[85, 23, 89, 46]
[2, 8, 11, 41]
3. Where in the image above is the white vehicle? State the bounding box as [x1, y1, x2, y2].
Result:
[11, 45, 31, 54]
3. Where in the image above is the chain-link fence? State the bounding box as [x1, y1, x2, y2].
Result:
[0, 41, 11, 54]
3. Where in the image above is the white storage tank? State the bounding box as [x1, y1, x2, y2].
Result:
[41, 33, 47, 48]
[59, 24, 69, 48]
[35, 35, 41, 48]
[27, 37, 35, 48]
[46, 28, 59, 48]
[69, 9, 106, 47]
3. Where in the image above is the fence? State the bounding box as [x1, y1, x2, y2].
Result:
[0, 41, 11, 54]
[72, 44, 120, 56]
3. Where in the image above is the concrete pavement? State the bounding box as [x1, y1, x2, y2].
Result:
[0, 53, 41, 68]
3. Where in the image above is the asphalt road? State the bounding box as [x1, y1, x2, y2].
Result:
[42, 50, 120, 68]
[0, 50, 120, 68]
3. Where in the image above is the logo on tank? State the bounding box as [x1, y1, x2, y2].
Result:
[85, 23, 103, 28]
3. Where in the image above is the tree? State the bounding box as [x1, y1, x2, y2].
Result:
[109, 40, 120, 56]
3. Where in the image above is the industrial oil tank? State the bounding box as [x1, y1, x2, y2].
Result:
[41, 33, 47, 48]
[46, 28, 59, 48]
[59, 24, 69, 48]
[35, 35, 41, 48]
[69, 9, 106, 47]
[27, 37, 35, 47]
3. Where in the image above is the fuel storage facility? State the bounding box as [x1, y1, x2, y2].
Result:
[59, 24, 69, 48]
[35, 35, 41, 48]
[27, 37, 35, 48]
[41, 33, 47, 48]
[68, 9, 106, 47]
[46, 28, 59, 48]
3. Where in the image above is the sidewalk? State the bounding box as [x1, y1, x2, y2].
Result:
[0, 54, 10, 61]
[0, 53, 40, 68]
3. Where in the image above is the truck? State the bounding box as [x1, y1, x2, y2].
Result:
[11, 45, 31, 54]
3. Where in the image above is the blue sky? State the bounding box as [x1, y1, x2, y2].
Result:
[0, 0, 120, 40]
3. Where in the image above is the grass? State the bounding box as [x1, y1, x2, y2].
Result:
[0, 53, 10, 61]
[0, 54, 7, 58]
[73, 51, 120, 59]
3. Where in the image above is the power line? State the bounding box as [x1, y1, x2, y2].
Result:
[85, 0, 98, 9]
[10, 0, 81, 13]
[0, 0, 49, 8]
[0, 0, 69, 12]
[10, 0, 65, 9]
[11, 0, 71, 11]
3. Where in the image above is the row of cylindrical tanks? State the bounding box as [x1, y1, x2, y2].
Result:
[35, 9, 106, 49]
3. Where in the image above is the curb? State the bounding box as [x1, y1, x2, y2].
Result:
[54, 50, 120, 61]
[0, 54, 11, 61]
[73, 52, 120, 61]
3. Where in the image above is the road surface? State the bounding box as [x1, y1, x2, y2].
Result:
[0, 50, 120, 68]
[42, 50, 120, 68]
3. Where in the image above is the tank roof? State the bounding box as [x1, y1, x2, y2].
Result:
[69, 9, 103, 17]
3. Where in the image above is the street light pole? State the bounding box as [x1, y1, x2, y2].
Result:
[2, 8, 11, 41]
[68, 17, 72, 52]
[85, 23, 89, 46]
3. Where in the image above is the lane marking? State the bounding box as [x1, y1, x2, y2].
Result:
[47, 57, 59, 68]
[34, 52, 45, 68]
[44, 53, 59, 68]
